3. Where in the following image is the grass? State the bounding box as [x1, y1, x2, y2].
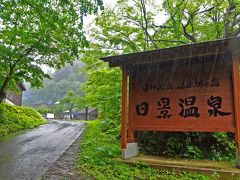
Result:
[0, 103, 46, 136]
[77, 120, 211, 179]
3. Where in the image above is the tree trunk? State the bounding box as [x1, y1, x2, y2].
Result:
[70, 109, 73, 120]
[0, 64, 15, 103]
[85, 106, 88, 120]
[0, 77, 11, 103]
[0, 45, 36, 103]
[0, 90, 6, 103]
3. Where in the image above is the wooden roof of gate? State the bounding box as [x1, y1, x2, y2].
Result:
[100, 37, 240, 67]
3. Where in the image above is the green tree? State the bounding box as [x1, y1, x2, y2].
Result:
[75, 95, 89, 120]
[80, 45, 122, 121]
[49, 103, 64, 117]
[0, 0, 103, 102]
[35, 105, 49, 116]
[81, 0, 165, 124]
[60, 90, 80, 120]
[162, 0, 240, 42]
[81, 0, 181, 124]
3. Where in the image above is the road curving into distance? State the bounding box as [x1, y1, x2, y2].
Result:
[0, 120, 86, 180]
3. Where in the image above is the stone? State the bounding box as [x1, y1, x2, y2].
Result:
[121, 142, 139, 159]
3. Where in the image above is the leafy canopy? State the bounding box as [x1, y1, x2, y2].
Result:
[0, 0, 103, 100]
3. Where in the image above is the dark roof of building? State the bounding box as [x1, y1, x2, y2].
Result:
[100, 37, 240, 67]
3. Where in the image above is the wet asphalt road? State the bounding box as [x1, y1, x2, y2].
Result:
[0, 120, 86, 180]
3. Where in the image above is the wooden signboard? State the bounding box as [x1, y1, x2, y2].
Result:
[129, 56, 234, 132]
[101, 37, 240, 163]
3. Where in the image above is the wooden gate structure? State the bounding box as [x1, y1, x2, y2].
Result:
[101, 37, 240, 163]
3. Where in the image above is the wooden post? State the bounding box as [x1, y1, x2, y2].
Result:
[232, 51, 240, 167]
[121, 66, 127, 149]
[128, 75, 134, 142]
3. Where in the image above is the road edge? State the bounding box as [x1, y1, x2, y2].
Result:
[42, 123, 87, 179]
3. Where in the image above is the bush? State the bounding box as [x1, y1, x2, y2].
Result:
[77, 120, 210, 179]
[138, 131, 236, 161]
[0, 103, 46, 136]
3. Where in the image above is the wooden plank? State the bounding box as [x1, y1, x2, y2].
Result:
[101, 37, 240, 67]
[232, 52, 240, 164]
[121, 66, 128, 149]
[128, 74, 134, 141]
[120, 155, 240, 178]
[129, 56, 235, 133]
[109, 50, 226, 67]
[131, 126, 235, 132]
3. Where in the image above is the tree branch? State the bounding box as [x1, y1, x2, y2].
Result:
[140, 0, 158, 49]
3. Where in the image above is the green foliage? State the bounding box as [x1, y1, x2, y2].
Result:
[35, 105, 49, 116]
[163, 0, 240, 42]
[138, 132, 236, 161]
[211, 133, 236, 161]
[77, 120, 210, 179]
[23, 61, 85, 106]
[81, 52, 122, 122]
[0, 0, 102, 101]
[48, 104, 63, 117]
[61, 90, 78, 108]
[100, 119, 121, 140]
[0, 103, 46, 136]
[60, 90, 80, 119]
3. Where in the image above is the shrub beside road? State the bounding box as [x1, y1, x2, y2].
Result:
[0, 103, 46, 136]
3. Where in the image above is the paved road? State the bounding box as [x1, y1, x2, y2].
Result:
[0, 120, 86, 180]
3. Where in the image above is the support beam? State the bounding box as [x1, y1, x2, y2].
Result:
[232, 52, 240, 167]
[128, 75, 134, 142]
[121, 66, 128, 149]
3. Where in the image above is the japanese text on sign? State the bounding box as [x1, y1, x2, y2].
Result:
[136, 96, 232, 119]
